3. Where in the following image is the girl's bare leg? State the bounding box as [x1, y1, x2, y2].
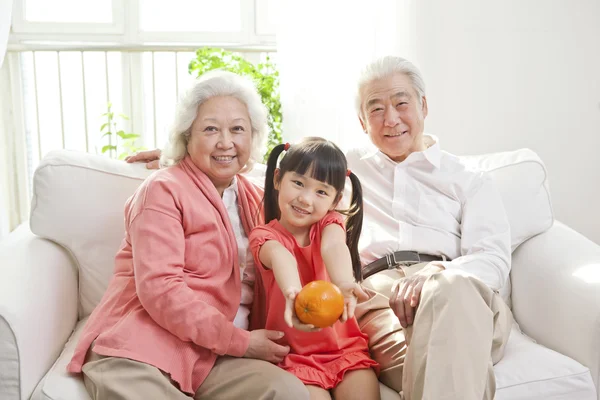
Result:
[332, 368, 380, 400]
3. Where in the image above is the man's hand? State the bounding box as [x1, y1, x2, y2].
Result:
[389, 263, 444, 328]
[337, 282, 369, 322]
[243, 329, 290, 364]
[125, 149, 162, 169]
[283, 288, 322, 332]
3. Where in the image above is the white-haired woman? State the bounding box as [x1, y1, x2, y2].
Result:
[67, 71, 309, 400]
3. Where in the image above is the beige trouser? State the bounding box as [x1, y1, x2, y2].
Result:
[355, 263, 513, 400]
[82, 348, 309, 400]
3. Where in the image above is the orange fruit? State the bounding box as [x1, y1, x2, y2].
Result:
[294, 280, 345, 328]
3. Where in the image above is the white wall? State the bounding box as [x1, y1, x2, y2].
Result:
[406, 0, 600, 244]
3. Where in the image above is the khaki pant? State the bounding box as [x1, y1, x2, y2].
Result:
[355, 263, 513, 400]
[82, 349, 309, 400]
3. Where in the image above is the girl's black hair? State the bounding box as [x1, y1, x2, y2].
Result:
[263, 137, 364, 281]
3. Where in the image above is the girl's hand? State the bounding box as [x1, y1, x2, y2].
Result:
[283, 287, 322, 333]
[337, 282, 369, 322]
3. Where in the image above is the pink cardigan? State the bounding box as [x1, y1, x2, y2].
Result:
[67, 156, 265, 394]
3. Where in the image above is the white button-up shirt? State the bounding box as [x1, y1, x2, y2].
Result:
[222, 177, 256, 329]
[346, 136, 511, 291]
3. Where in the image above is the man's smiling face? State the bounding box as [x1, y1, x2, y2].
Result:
[360, 72, 428, 162]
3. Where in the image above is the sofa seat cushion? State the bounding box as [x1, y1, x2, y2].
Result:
[495, 325, 596, 399]
[31, 321, 595, 400]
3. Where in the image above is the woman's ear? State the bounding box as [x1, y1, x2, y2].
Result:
[273, 168, 281, 190]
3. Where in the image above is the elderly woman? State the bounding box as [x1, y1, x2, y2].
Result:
[67, 71, 309, 400]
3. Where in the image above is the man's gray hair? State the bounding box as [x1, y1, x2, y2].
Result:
[355, 56, 427, 119]
[160, 70, 268, 170]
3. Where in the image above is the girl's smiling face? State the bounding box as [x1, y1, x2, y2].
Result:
[275, 169, 339, 236]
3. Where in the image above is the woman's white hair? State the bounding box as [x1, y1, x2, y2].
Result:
[160, 70, 268, 170]
[355, 56, 426, 119]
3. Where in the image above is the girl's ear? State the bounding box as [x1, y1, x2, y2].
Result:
[330, 192, 343, 211]
[273, 168, 281, 190]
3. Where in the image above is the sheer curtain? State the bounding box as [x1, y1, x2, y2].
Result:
[0, 0, 14, 238]
[275, 0, 415, 152]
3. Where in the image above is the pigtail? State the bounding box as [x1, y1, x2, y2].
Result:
[263, 143, 287, 223]
[345, 172, 364, 281]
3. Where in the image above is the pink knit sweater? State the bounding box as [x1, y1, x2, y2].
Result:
[67, 155, 265, 394]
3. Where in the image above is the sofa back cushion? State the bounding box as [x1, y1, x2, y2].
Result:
[29, 148, 552, 317]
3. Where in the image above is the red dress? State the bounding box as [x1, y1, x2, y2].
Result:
[249, 212, 379, 389]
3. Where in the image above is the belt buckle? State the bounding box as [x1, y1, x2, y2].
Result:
[385, 251, 420, 269]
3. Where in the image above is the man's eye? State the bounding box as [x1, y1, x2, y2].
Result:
[396, 102, 408, 107]
[371, 107, 383, 113]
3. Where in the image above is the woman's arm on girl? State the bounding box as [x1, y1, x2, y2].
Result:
[321, 224, 369, 322]
[258, 240, 321, 332]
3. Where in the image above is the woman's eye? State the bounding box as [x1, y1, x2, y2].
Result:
[204, 126, 218, 132]
[232, 126, 245, 132]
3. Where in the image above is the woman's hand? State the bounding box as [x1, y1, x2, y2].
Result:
[337, 282, 369, 322]
[243, 329, 290, 364]
[125, 149, 162, 169]
[283, 288, 322, 333]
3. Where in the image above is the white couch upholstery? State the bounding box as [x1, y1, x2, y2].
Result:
[0, 148, 599, 400]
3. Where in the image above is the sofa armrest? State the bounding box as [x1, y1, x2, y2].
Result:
[511, 221, 600, 391]
[0, 224, 78, 400]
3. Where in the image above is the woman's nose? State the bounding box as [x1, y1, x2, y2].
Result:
[217, 132, 233, 149]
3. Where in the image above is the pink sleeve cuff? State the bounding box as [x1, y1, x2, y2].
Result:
[225, 327, 251, 357]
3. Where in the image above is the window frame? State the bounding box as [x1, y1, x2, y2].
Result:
[9, 0, 276, 47]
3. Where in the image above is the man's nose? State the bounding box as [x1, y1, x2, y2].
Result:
[384, 105, 400, 127]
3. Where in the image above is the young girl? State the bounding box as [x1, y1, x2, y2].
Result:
[249, 137, 380, 400]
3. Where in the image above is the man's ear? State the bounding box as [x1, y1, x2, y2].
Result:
[359, 115, 367, 133]
[421, 96, 428, 118]
[273, 168, 281, 190]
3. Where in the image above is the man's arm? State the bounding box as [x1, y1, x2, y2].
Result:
[125, 149, 162, 169]
[433, 174, 511, 291]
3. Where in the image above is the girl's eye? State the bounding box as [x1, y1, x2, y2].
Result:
[292, 180, 303, 187]
[317, 190, 328, 196]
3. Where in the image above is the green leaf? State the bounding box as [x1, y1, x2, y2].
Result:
[102, 131, 112, 138]
[116, 130, 140, 140]
[118, 113, 130, 120]
[100, 122, 109, 132]
[101, 145, 117, 153]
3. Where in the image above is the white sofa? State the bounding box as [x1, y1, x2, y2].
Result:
[0, 148, 599, 400]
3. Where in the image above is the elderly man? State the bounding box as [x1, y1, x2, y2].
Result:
[128, 56, 512, 400]
[348, 56, 512, 400]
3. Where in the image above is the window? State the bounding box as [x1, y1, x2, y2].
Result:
[7, 0, 277, 203]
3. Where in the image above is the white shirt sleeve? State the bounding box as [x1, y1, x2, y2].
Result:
[439, 174, 511, 291]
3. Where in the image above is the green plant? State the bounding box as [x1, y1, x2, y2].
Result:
[99, 102, 146, 160]
[188, 47, 282, 160]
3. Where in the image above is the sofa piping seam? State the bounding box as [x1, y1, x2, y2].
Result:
[0, 314, 22, 400]
[497, 369, 594, 391]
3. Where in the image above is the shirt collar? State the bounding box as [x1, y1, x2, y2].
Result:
[360, 134, 441, 169]
[223, 176, 239, 197]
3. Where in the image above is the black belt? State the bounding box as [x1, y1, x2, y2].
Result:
[362, 251, 445, 280]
